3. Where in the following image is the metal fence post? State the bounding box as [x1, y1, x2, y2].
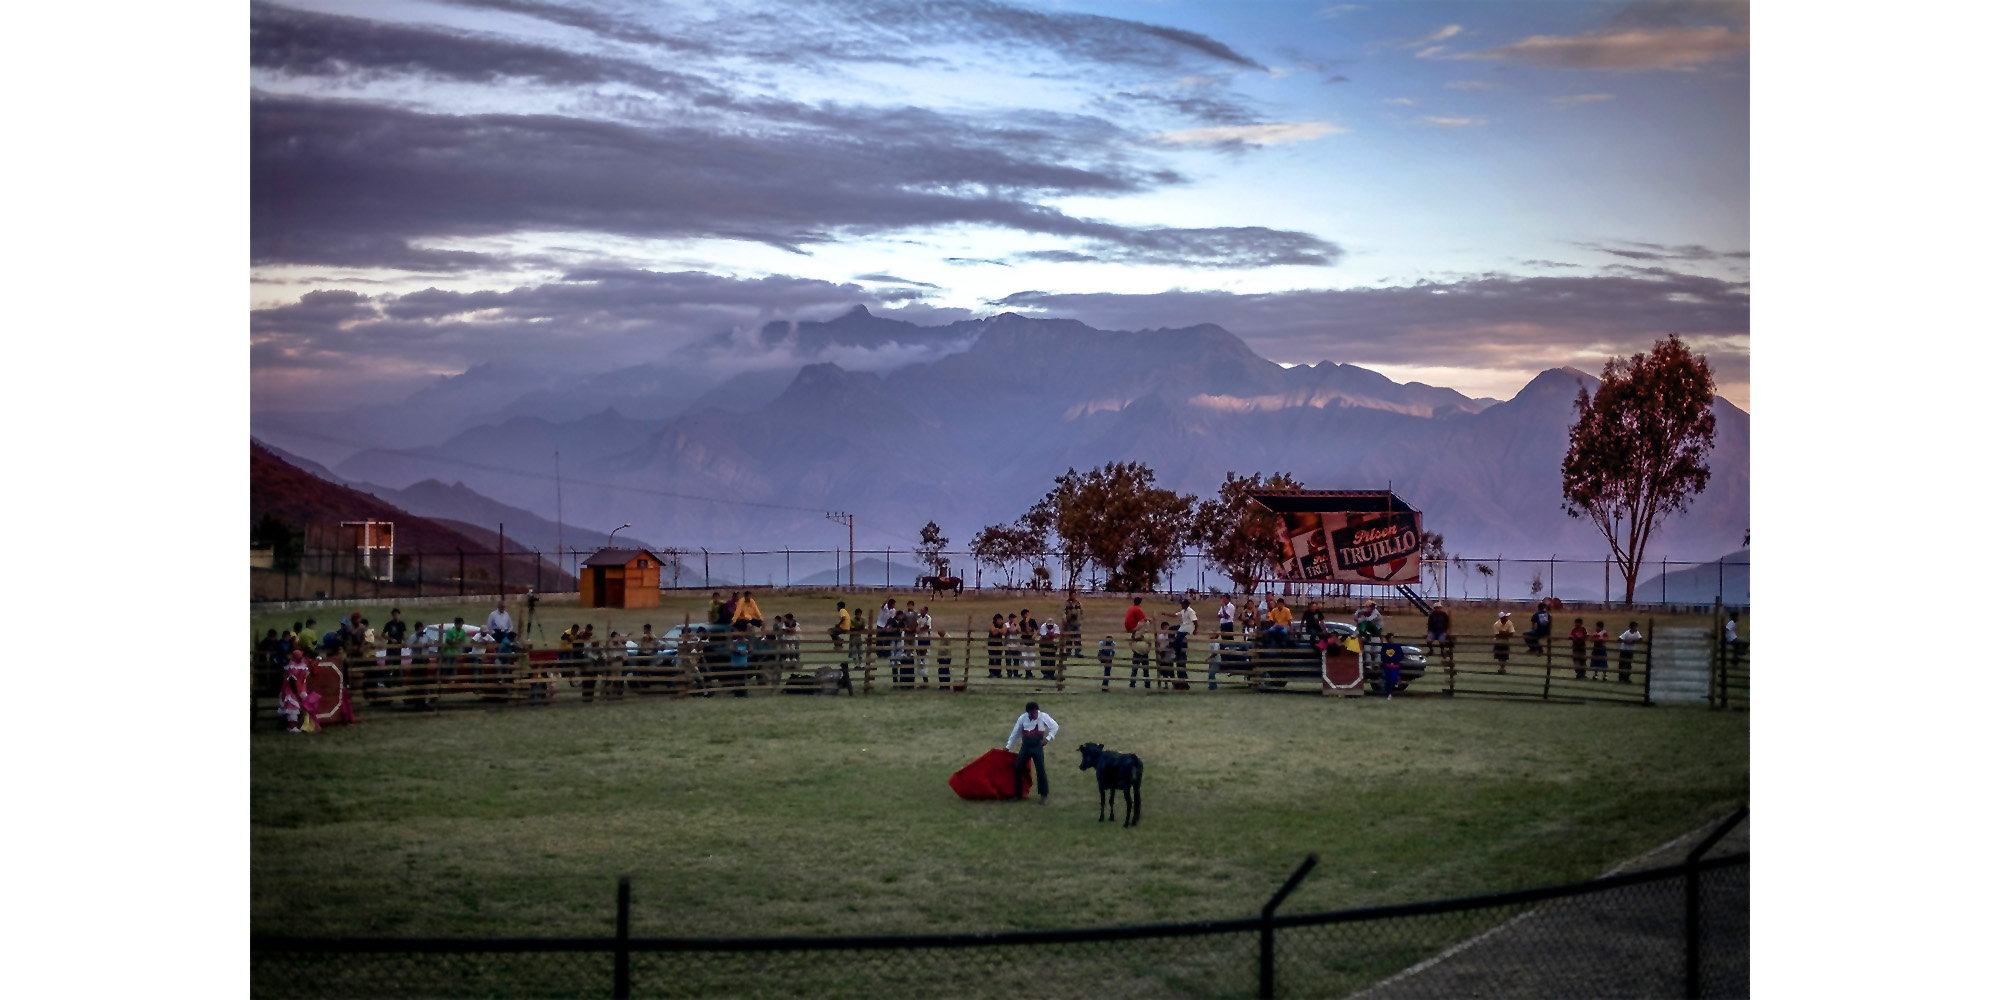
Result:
[1260, 854, 1318, 999]
[1685, 806, 1748, 999]
[614, 876, 631, 999]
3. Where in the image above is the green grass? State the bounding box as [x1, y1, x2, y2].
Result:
[252, 690, 1747, 942]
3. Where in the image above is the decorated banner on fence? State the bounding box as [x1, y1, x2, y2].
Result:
[1251, 491, 1424, 585]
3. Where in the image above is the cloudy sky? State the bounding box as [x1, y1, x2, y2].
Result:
[251, 0, 1749, 412]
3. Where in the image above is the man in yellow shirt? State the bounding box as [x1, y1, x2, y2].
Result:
[734, 590, 765, 629]
[1268, 598, 1294, 646]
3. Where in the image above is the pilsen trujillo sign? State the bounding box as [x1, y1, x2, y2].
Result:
[1248, 491, 1423, 585]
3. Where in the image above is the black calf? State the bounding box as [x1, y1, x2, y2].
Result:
[1076, 742, 1143, 828]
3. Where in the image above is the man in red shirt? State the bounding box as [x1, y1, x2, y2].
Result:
[1122, 598, 1150, 688]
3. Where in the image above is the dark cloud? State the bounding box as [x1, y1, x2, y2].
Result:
[432, 0, 712, 53]
[854, 273, 939, 288]
[1520, 259, 1581, 269]
[987, 270, 1748, 381]
[436, 0, 1258, 73]
[251, 2, 699, 92]
[1017, 250, 1101, 264]
[252, 93, 1336, 272]
[249, 267, 979, 405]
[1099, 88, 1260, 127]
[1577, 241, 1748, 263]
[945, 258, 1013, 267]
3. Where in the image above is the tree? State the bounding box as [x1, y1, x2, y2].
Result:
[1194, 471, 1303, 594]
[970, 523, 1039, 589]
[914, 521, 950, 577]
[1475, 562, 1494, 600]
[1561, 334, 1718, 605]
[1528, 569, 1544, 599]
[253, 513, 303, 572]
[1420, 530, 1447, 595]
[1021, 462, 1197, 593]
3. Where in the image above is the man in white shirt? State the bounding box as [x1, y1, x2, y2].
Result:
[1174, 598, 1198, 682]
[1217, 594, 1236, 635]
[485, 602, 514, 640]
[1617, 622, 1643, 684]
[1005, 702, 1061, 803]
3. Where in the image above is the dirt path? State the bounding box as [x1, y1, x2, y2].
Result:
[1348, 815, 1749, 999]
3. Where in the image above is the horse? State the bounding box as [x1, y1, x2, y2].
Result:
[919, 575, 964, 597]
[1077, 742, 1143, 827]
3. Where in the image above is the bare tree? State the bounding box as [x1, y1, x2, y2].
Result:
[1420, 530, 1447, 595]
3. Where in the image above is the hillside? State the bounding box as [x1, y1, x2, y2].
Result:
[252, 442, 570, 589]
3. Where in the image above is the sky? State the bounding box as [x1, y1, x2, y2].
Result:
[250, 0, 1750, 412]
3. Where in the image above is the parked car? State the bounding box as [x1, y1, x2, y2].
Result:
[1206, 623, 1427, 693]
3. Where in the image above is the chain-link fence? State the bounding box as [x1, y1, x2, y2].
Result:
[253, 813, 1747, 999]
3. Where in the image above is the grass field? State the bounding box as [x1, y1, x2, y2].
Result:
[251, 688, 1748, 943]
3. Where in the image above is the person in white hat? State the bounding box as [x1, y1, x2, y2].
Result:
[1492, 611, 1516, 674]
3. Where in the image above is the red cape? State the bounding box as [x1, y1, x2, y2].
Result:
[949, 748, 1031, 800]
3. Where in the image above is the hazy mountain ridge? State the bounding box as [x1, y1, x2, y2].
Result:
[322, 313, 1747, 564]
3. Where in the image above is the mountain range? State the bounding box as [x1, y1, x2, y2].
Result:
[258, 308, 1749, 565]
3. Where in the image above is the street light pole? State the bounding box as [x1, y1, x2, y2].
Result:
[609, 523, 632, 547]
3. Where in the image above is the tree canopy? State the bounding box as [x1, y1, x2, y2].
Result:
[1561, 334, 1717, 605]
[1194, 471, 1302, 594]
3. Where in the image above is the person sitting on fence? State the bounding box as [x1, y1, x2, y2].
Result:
[1526, 601, 1552, 656]
[1300, 601, 1325, 641]
[734, 591, 765, 630]
[406, 620, 431, 707]
[485, 602, 514, 643]
[708, 592, 727, 627]
[1424, 603, 1451, 654]
[1617, 622, 1643, 684]
[1570, 618, 1589, 680]
[1491, 611, 1514, 674]
[1266, 598, 1293, 647]
[1354, 601, 1383, 637]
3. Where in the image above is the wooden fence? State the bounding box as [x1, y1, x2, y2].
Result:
[251, 621, 1750, 723]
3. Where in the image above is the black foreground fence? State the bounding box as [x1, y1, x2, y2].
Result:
[252, 812, 1747, 1000]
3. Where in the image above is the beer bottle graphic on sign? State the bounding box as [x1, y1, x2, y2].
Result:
[1282, 511, 1325, 579]
[1302, 521, 1332, 579]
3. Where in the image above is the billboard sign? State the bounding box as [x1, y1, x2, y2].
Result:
[1253, 492, 1423, 585]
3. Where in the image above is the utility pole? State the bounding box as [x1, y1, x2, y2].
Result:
[554, 451, 564, 589]
[827, 512, 854, 590]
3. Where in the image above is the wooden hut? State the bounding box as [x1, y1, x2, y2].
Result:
[580, 548, 663, 609]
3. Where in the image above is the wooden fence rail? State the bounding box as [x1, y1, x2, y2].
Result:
[252, 621, 1749, 723]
